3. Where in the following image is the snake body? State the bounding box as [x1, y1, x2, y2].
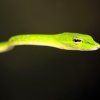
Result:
[0, 32, 100, 53]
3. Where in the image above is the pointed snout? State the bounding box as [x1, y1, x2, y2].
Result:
[94, 43, 100, 50]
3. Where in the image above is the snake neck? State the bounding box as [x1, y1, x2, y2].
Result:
[8, 34, 64, 49]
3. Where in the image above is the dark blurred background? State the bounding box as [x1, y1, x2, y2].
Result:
[0, 0, 100, 100]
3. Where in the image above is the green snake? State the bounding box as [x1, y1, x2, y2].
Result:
[0, 32, 100, 53]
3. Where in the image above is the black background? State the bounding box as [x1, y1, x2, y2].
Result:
[0, 0, 100, 100]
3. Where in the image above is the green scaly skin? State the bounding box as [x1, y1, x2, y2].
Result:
[0, 32, 100, 53]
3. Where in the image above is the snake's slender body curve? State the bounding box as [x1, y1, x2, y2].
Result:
[0, 32, 100, 53]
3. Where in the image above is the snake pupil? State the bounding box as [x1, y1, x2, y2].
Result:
[73, 39, 82, 42]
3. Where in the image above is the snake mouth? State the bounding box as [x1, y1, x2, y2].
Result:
[78, 44, 100, 51]
[90, 48, 99, 51]
[86, 44, 100, 51]
[86, 42, 100, 51]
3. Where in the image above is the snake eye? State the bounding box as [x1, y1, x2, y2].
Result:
[73, 39, 82, 42]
